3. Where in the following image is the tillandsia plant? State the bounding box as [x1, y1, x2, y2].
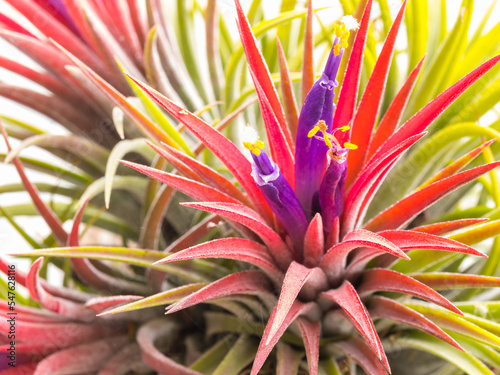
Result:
[4, 0, 500, 374]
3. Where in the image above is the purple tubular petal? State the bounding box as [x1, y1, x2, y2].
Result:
[251, 151, 308, 253]
[295, 42, 344, 216]
[319, 153, 347, 232]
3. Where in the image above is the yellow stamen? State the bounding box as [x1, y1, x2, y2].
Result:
[333, 44, 341, 56]
[307, 126, 320, 138]
[243, 140, 265, 155]
[339, 125, 350, 132]
[344, 142, 358, 150]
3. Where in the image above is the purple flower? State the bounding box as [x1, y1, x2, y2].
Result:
[319, 146, 349, 232]
[294, 39, 344, 216]
[244, 139, 308, 255]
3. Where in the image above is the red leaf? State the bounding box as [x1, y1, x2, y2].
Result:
[0, 14, 35, 36]
[123, 74, 273, 221]
[251, 301, 317, 375]
[342, 132, 426, 236]
[297, 318, 320, 375]
[1, 122, 68, 244]
[122, 160, 241, 204]
[159, 142, 250, 205]
[301, 0, 314, 103]
[332, 337, 387, 375]
[165, 214, 222, 253]
[0, 56, 78, 101]
[372, 54, 500, 161]
[368, 56, 426, 158]
[321, 281, 390, 372]
[277, 38, 299, 139]
[364, 162, 500, 231]
[303, 213, 325, 268]
[181, 202, 293, 269]
[412, 273, 500, 290]
[146, 141, 204, 183]
[347, 1, 407, 186]
[369, 296, 464, 351]
[320, 229, 409, 284]
[84, 295, 143, 314]
[156, 238, 281, 280]
[334, 0, 373, 141]
[419, 140, 496, 189]
[253, 77, 295, 186]
[4, 0, 107, 76]
[167, 270, 272, 314]
[412, 218, 489, 235]
[234, 0, 293, 150]
[378, 230, 484, 255]
[358, 268, 462, 314]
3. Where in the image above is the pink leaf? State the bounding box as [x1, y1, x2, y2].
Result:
[27, 258, 94, 321]
[137, 318, 203, 375]
[303, 213, 325, 268]
[369, 296, 464, 351]
[372, 54, 500, 161]
[320, 229, 409, 283]
[123, 73, 273, 221]
[181, 202, 293, 269]
[234, 0, 293, 150]
[167, 270, 272, 313]
[368, 56, 426, 158]
[322, 281, 390, 372]
[156, 238, 281, 280]
[358, 268, 462, 314]
[251, 301, 317, 375]
[266, 262, 327, 340]
[364, 162, 500, 231]
[122, 160, 241, 204]
[298, 318, 320, 375]
[334, 0, 373, 141]
[347, 1, 407, 186]
[34, 336, 129, 375]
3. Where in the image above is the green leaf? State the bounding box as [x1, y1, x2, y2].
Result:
[212, 335, 259, 375]
[11, 246, 209, 283]
[104, 138, 156, 208]
[190, 336, 238, 374]
[392, 331, 494, 375]
[99, 283, 206, 316]
[406, 302, 500, 350]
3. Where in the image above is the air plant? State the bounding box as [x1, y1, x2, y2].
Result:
[3, 0, 500, 374]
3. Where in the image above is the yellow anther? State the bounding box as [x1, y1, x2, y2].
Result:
[243, 140, 265, 155]
[333, 44, 341, 56]
[339, 125, 350, 132]
[341, 37, 349, 49]
[344, 142, 358, 150]
[325, 136, 333, 148]
[308, 126, 320, 138]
